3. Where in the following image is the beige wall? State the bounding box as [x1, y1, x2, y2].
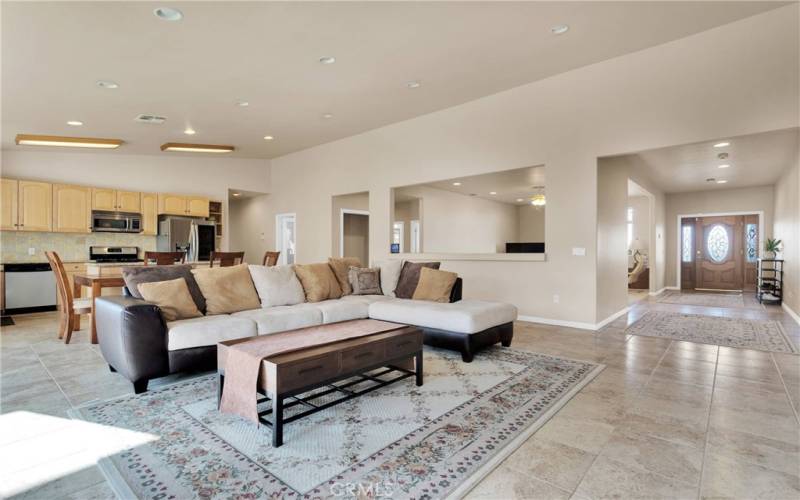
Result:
[331, 192, 369, 257]
[773, 148, 800, 314]
[518, 205, 545, 242]
[264, 6, 797, 325]
[597, 161, 630, 321]
[665, 185, 775, 288]
[228, 194, 272, 265]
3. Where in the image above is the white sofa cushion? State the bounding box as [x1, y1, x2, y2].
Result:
[315, 299, 369, 324]
[233, 303, 323, 335]
[368, 299, 517, 334]
[248, 264, 306, 307]
[373, 260, 403, 297]
[340, 294, 393, 305]
[166, 315, 257, 351]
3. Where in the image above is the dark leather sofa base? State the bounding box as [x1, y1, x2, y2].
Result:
[420, 322, 513, 362]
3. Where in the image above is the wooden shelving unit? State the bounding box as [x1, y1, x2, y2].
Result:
[208, 200, 223, 251]
[756, 258, 783, 305]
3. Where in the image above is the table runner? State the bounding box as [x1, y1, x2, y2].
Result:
[220, 319, 405, 423]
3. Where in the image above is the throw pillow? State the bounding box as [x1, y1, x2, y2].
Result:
[122, 264, 206, 313]
[412, 268, 458, 303]
[328, 257, 362, 295]
[248, 264, 306, 307]
[394, 261, 441, 299]
[294, 263, 343, 302]
[137, 278, 203, 321]
[191, 264, 261, 315]
[373, 260, 403, 297]
[348, 267, 382, 295]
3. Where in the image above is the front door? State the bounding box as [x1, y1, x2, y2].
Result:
[695, 216, 743, 291]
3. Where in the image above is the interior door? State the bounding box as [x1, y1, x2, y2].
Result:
[695, 216, 743, 291]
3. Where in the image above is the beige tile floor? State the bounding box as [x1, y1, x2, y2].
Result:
[1, 292, 798, 499]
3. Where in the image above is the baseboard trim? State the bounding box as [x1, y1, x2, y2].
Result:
[783, 302, 800, 326]
[649, 287, 667, 296]
[518, 306, 630, 332]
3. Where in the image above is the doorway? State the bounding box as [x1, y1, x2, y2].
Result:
[340, 209, 369, 264]
[275, 213, 296, 265]
[680, 214, 759, 291]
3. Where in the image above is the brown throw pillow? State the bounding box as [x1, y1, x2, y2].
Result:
[328, 257, 362, 295]
[348, 267, 382, 295]
[294, 263, 343, 302]
[394, 261, 441, 299]
[138, 278, 203, 321]
[191, 264, 261, 315]
[412, 268, 458, 303]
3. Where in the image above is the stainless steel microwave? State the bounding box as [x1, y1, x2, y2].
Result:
[91, 211, 142, 233]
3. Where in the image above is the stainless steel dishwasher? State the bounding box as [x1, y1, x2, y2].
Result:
[3, 263, 58, 314]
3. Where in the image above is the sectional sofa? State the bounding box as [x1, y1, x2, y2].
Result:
[96, 263, 517, 393]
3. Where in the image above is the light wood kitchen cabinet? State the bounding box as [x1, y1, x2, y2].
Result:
[141, 193, 158, 235]
[91, 188, 117, 211]
[19, 180, 52, 232]
[116, 190, 141, 212]
[186, 196, 210, 217]
[158, 193, 188, 216]
[52, 184, 91, 233]
[1, 179, 19, 231]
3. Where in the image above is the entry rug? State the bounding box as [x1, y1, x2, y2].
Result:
[655, 290, 748, 309]
[71, 347, 602, 499]
[627, 311, 798, 354]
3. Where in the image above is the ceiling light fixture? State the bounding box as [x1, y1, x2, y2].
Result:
[489, 191, 497, 195]
[319, 56, 336, 65]
[322, 113, 334, 119]
[16, 134, 122, 149]
[154, 7, 183, 21]
[96, 80, 119, 89]
[713, 141, 730, 148]
[452, 182, 462, 186]
[232, 192, 241, 197]
[530, 194, 546, 206]
[160, 142, 234, 153]
[263, 135, 274, 141]
[66, 120, 84, 126]
[718, 164, 731, 169]
[717, 180, 728, 184]
[236, 100, 250, 107]
[551, 24, 569, 35]
[407, 81, 421, 89]
[516, 198, 524, 202]
[184, 128, 196, 135]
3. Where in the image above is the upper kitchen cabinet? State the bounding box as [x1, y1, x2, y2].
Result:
[1, 179, 19, 230]
[141, 193, 158, 235]
[92, 188, 141, 212]
[116, 190, 141, 212]
[158, 194, 209, 217]
[19, 180, 52, 232]
[52, 184, 91, 233]
[186, 196, 210, 217]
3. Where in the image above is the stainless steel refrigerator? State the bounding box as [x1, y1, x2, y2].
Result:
[156, 216, 216, 262]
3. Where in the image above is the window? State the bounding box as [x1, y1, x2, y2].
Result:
[706, 224, 729, 263]
[682, 225, 693, 263]
[745, 223, 758, 262]
[392, 221, 404, 253]
[627, 207, 634, 249]
[410, 220, 420, 253]
[275, 213, 296, 265]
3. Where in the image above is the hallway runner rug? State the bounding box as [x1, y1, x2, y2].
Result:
[71, 346, 603, 499]
[627, 311, 798, 354]
[654, 290, 750, 309]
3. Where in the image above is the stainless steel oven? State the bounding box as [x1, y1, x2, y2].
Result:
[91, 211, 142, 233]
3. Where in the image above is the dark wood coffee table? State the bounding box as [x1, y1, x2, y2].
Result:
[217, 324, 423, 447]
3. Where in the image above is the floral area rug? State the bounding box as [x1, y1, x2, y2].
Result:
[71, 346, 602, 499]
[627, 311, 798, 354]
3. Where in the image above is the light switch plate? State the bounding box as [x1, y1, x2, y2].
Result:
[572, 247, 586, 256]
[28, 247, 36, 256]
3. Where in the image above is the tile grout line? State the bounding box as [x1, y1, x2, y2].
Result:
[696, 344, 720, 500]
[31, 345, 79, 410]
[769, 352, 800, 425]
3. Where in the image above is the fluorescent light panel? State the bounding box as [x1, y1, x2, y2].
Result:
[160, 142, 234, 153]
[15, 134, 122, 149]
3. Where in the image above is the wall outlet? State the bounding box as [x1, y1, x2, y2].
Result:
[572, 247, 586, 256]
[553, 294, 560, 304]
[28, 247, 36, 256]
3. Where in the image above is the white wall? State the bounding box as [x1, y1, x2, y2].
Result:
[773, 146, 800, 315]
[597, 161, 630, 321]
[628, 196, 651, 267]
[665, 185, 775, 287]
[263, 5, 798, 326]
[518, 205, 545, 242]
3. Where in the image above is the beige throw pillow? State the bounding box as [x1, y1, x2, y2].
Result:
[138, 278, 203, 321]
[412, 267, 458, 303]
[294, 263, 343, 302]
[191, 264, 261, 315]
[328, 257, 362, 295]
[348, 267, 382, 295]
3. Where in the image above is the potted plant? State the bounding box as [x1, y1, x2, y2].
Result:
[765, 238, 782, 259]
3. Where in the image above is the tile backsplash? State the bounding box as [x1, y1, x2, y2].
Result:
[1, 231, 157, 263]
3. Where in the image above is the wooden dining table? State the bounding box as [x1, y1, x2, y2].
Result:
[73, 273, 126, 344]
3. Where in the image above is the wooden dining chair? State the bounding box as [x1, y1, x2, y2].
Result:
[262, 251, 281, 267]
[209, 251, 245, 268]
[144, 251, 186, 266]
[45, 251, 92, 344]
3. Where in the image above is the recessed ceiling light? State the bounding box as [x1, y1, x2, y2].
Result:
[66, 120, 83, 126]
[319, 56, 336, 65]
[322, 113, 334, 119]
[717, 180, 728, 184]
[236, 100, 250, 107]
[407, 81, 421, 89]
[96, 80, 119, 89]
[160, 142, 234, 153]
[489, 191, 497, 195]
[232, 192, 241, 197]
[551, 24, 569, 35]
[718, 164, 731, 169]
[16, 134, 122, 149]
[452, 182, 462, 186]
[713, 141, 730, 148]
[516, 198, 524, 202]
[154, 7, 183, 21]
[263, 135, 274, 141]
[184, 128, 196, 135]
